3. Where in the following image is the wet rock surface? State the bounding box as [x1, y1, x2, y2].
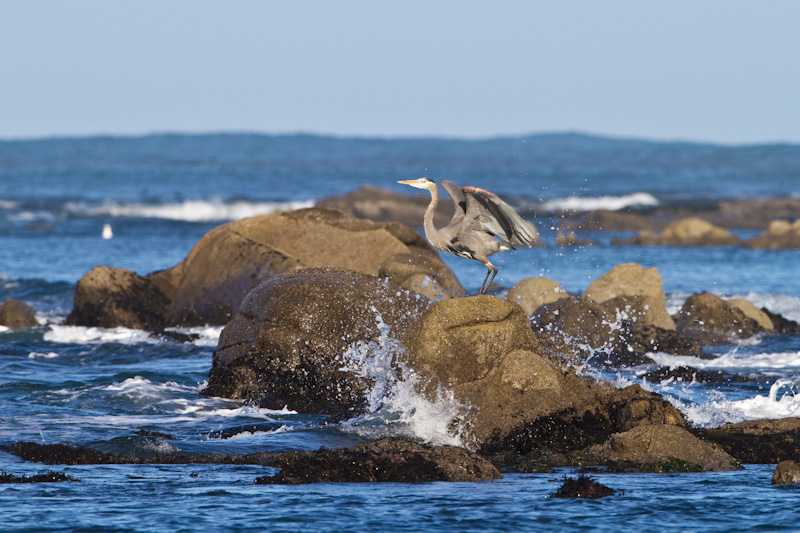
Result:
[622, 218, 742, 247]
[772, 460, 800, 485]
[694, 418, 800, 464]
[551, 475, 615, 498]
[204, 268, 429, 418]
[66, 266, 169, 330]
[674, 292, 764, 344]
[256, 438, 500, 484]
[585, 424, 739, 472]
[0, 298, 38, 329]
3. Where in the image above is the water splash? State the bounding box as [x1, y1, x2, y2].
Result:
[338, 307, 472, 448]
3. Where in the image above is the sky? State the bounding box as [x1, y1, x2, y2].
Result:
[2, 1, 800, 144]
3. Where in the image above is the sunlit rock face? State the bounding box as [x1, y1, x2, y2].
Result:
[66, 208, 466, 330]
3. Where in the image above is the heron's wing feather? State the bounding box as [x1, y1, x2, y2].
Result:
[463, 186, 537, 245]
[440, 180, 467, 225]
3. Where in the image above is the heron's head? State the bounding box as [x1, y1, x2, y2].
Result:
[397, 177, 436, 190]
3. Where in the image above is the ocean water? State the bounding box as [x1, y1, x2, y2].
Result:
[2, 133, 800, 531]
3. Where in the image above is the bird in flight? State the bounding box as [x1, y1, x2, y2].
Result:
[398, 177, 537, 295]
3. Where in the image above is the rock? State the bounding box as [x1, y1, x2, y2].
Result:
[70, 208, 464, 329]
[482, 384, 688, 458]
[694, 418, 800, 463]
[402, 295, 605, 445]
[625, 218, 742, 246]
[748, 219, 800, 249]
[66, 266, 169, 330]
[607, 384, 688, 432]
[772, 461, 800, 485]
[204, 268, 429, 418]
[562, 209, 666, 232]
[582, 263, 674, 330]
[255, 438, 500, 484]
[556, 230, 596, 247]
[551, 475, 615, 499]
[727, 298, 774, 332]
[0, 298, 38, 328]
[762, 308, 800, 335]
[505, 277, 570, 316]
[315, 185, 453, 228]
[586, 424, 739, 472]
[531, 296, 702, 366]
[674, 292, 763, 344]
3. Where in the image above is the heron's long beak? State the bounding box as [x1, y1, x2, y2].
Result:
[397, 180, 415, 185]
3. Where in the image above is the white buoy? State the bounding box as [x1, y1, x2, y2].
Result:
[102, 224, 113, 239]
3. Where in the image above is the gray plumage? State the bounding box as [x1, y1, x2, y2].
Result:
[398, 177, 536, 295]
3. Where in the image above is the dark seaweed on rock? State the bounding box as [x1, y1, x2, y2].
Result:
[551, 475, 615, 499]
[0, 470, 79, 483]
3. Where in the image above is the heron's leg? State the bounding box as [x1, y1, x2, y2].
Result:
[476, 257, 497, 295]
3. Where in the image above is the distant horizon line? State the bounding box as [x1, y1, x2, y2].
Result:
[2, 129, 799, 148]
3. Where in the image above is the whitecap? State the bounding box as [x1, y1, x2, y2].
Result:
[647, 349, 800, 370]
[541, 192, 659, 212]
[44, 325, 159, 345]
[165, 325, 224, 347]
[66, 198, 314, 222]
[682, 379, 800, 427]
[28, 351, 59, 359]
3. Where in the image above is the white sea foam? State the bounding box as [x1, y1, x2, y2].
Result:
[28, 351, 59, 359]
[681, 379, 800, 427]
[541, 192, 659, 212]
[67, 198, 314, 222]
[45, 325, 160, 345]
[647, 349, 800, 370]
[165, 325, 224, 347]
[338, 308, 472, 448]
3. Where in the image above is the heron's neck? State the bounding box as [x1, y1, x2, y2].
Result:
[423, 185, 447, 250]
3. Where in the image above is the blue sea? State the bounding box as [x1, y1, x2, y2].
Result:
[2, 133, 800, 531]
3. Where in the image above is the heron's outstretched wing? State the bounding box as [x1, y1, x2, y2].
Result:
[463, 186, 537, 245]
[440, 180, 467, 227]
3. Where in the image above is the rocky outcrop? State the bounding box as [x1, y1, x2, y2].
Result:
[586, 424, 739, 472]
[551, 475, 615, 498]
[582, 263, 674, 330]
[747, 219, 800, 249]
[505, 277, 570, 316]
[772, 461, 800, 485]
[694, 418, 800, 463]
[674, 292, 764, 344]
[256, 438, 500, 484]
[68, 208, 465, 329]
[623, 218, 742, 247]
[727, 299, 774, 332]
[66, 266, 169, 330]
[0, 298, 38, 329]
[204, 268, 429, 418]
[315, 185, 453, 228]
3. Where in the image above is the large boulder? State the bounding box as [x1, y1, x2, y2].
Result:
[727, 298, 774, 333]
[694, 418, 800, 463]
[69, 208, 465, 329]
[401, 296, 604, 445]
[674, 292, 764, 344]
[256, 438, 500, 484]
[530, 296, 703, 366]
[747, 219, 800, 249]
[581, 263, 674, 330]
[0, 298, 38, 329]
[65, 266, 169, 330]
[505, 277, 570, 316]
[586, 424, 739, 472]
[315, 185, 453, 228]
[773, 461, 800, 485]
[624, 218, 742, 246]
[204, 268, 429, 418]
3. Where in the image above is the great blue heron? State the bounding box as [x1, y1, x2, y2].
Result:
[398, 177, 537, 295]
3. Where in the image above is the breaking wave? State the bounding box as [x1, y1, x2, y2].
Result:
[541, 192, 659, 212]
